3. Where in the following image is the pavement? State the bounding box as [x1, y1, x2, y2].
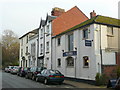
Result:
[64, 80, 105, 88]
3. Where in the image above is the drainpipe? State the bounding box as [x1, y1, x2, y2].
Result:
[99, 25, 103, 74]
[37, 33, 39, 67]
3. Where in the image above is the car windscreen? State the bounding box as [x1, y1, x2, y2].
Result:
[49, 70, 61, 74]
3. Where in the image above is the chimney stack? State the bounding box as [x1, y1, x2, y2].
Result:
[51, 7, 65, 16]
[90, 10, 96, 18]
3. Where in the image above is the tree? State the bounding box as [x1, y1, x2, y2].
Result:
[1, 30, 20, 67]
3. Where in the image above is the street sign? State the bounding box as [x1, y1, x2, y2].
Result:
[85, 40, 92, 46]
[63, 51, 77, 57]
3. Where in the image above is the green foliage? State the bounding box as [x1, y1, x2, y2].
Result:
[95, 73, 108, 86]
[116, 66, 120, 78]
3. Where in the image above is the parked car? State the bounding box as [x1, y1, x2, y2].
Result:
[115, 77, 120, 90]
[4, 67, 9, 72]
[17, 67, 30, 77]
[25, 67, 46, 80]
[5, 66, 14, 73]
[35, 69, 64, 85]
[107, 77, 120, 90]
[10, 66, 19, 74]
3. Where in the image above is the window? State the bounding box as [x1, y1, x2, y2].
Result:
[26, 36, 28, 43]
[21, 49, 23, 57]
[26, 46, 28, 54]
[83, 56, 89, 67]
[66, 57, 74, 67]
[57, 37, 61, 46]
[41, 29, 43, 38]
[107, 26, 113, 36]
[46, 25, 49, 34]
[46, 42, 49, 52]
[57, 58, 61, 67]
[21, 39, 23, 46]
[68, 34, 73, 51]
[40, 44, 43, 54]
[83, 29, 88, 39]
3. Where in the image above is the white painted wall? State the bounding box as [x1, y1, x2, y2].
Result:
[29, 34, 38, 67]
[52, 23, 119, 80]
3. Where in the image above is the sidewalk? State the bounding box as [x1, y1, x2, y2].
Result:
[64, 80, 104, 88]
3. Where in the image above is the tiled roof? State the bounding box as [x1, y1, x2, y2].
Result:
[54, 15, 120, 37]
[52, 6, 89, 36]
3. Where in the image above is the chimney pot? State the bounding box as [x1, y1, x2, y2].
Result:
[90, 10, 96, 18]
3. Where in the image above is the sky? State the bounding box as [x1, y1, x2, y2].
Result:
[0, 0, 120, 38]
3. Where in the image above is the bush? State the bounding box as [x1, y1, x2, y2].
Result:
[116, 66, 120, 78]
[95, 73, 107, 86]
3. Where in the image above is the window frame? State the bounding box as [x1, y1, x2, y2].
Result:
[57, 58, 61, 67]
[83, 56, 89, 68]
[57, 37, 61, 46]
[66, 57, 74, 67]
[68, 33, 74, 51]
[83, 28, 88, 39]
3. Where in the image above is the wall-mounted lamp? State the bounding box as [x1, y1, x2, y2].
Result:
[62, 50, 64, 52]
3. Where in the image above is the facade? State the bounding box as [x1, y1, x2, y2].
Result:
[52, 15, 120, 80]
[29, 32, 38, 67]
[38, 15, 56, 69]
[19, 29, 38, 67]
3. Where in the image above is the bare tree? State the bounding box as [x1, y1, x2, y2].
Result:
[2, 30, 20, 67]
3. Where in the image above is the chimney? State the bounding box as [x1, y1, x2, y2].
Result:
[90, 10, 96, 18]
[51, 7, 65, 16]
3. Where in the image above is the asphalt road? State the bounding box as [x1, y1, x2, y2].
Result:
[2, 71, 74, 88]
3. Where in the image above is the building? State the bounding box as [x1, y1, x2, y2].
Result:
[52, 13, 120, 80]
[38, 15, 56, 69]
[19, 29, 38, 67]
[29, 29, 39, 67]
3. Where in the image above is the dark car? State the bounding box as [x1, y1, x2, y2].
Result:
[115, 77, 120, 90]
[35, 69, 64, 85]
[25, 67, 46, 80]
[107, 79, 117, 88]
[17, 67, 31, 77]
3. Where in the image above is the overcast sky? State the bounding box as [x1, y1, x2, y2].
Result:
[0, 0, 120, 37]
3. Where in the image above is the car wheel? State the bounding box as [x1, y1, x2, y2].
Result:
[44, 78, 48, 85]
[25, 75, 28, 79]
[32, 76, 35, 80]
[36, 77, 39, 82]
[20, 73, 22, 77]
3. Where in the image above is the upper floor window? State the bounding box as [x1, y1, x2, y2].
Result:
[46, 42, 49, 52]
[26, 36, 28, 43]
[40, 44, 43, 54]
[107, 26, 113, 36]
[68, 33, 73, 51]
[26, 46, 28, 54]
[57, 37, 61, 46]
[41, 29, 43, 38]
[21, 39, 23, 46]
[46, 25, 49, 35]
[21, 49, 23, 57]
[83, 28, 88, 39]
[83, 56, 89, 67]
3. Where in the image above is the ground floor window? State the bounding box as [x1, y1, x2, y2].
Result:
[83, 56, 89, 67]
[57, 58, 61, 67]
[66, 57, 74, 67]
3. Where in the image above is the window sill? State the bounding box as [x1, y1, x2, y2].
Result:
[46, 52, 49, 54]
[46, 34, 50, 36]
[83, 66, 89, 68]
[107, 34, 114, 37]
[66, 66, 74, 68]
[40, 53, 43, 55]
[82, 38, 88, 40]
[40, 37, 43, 39]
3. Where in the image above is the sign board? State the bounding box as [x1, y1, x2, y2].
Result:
[63, 51, 77, 57]
[85, 40, 92, 46]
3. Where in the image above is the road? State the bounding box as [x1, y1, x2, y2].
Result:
[2, 71, 74, 88]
